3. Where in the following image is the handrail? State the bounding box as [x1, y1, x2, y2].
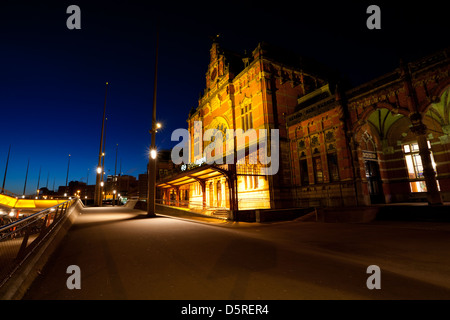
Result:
[0, 198, 78, 289]
[0, 188, 19, 198]
[0, 199, 73, 233]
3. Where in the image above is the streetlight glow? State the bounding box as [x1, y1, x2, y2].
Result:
[156, 122, 162, 129]
[150, 149, 157, 159]
[97, 167, 102, 174]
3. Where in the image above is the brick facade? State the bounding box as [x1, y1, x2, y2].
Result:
[185, 41, 330, 209]
[287, 48, 450, 206]
[159, 41, 450, 212]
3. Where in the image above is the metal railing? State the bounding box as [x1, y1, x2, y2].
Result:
[0, 188, 19, 198]
[0, 199, 76, 288]
[156, 197, 275, 217]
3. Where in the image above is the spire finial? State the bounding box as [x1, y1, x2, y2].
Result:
[209, 34, 220, 43]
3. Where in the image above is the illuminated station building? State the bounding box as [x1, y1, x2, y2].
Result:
[157, 40, 331, 216]
[157, 40, 450, 219]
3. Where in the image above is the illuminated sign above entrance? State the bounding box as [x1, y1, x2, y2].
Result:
[362, 151, 377, 160]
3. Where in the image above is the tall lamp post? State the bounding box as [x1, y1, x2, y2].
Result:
[65, 155, 71, 197]
[147, 30, 159, 217]
[86, 168, 89, 204]
[23, 158, 30, 198]
[1, 144, 11, 193]
[114, 143, 118, 206]
[36, 166, 41, 198]
[95, 82, 108, 206]
[101, 117, 108, 204]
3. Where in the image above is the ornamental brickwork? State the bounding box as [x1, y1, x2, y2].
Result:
[288, 47, 450, 206]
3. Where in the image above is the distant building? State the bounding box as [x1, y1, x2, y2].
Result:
[57, 181, 86, 197]
[139, 150, 173, 200]
[103, 174, 138, 201]
[138, 173, 148, 201]
[38, 187, 54, 197]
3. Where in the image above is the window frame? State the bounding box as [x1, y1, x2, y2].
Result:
[402, 141, 439, 193]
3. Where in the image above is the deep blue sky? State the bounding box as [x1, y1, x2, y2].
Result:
[0, 0, 447, 195]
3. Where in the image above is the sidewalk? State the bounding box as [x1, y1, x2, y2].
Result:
[22, 205, 450, 300]
[374, 202, 450, 222]
[147, 202, 450, 224]
[139, 207, 256, 228]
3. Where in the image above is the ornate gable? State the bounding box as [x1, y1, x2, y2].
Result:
[205, 41, 227, 92]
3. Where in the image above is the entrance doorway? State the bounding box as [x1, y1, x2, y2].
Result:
[216, 181, 222, 207]
[364, 160, 384, 204]
[209, 182, 214, 207]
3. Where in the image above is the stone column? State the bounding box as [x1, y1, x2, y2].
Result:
[175, 187, 180, 207]
[400, 59, 442, 205]
[201, 181, 206, 210]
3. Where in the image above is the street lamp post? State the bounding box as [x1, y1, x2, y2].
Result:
[95, 82, 108, 206]
[65, 155, 71, 197]
[23, 158, 30, 198]
[1, 144, 11, 193]
[36, 166, 41, 198]
[101, 117, 107, 188]
[147, 30, 159, 217]
[114, 143, 118, 206]
[85, 168, 89, 203]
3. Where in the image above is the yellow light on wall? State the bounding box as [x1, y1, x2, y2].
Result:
[15, 199, 36, 208]
[35, 200, 59, 208]
[0, 194, 18, 207]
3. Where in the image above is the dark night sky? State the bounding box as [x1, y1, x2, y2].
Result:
[0, 0, 448, 195]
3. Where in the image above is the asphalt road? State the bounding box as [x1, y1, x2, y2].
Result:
[23, 206, 450, 300]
